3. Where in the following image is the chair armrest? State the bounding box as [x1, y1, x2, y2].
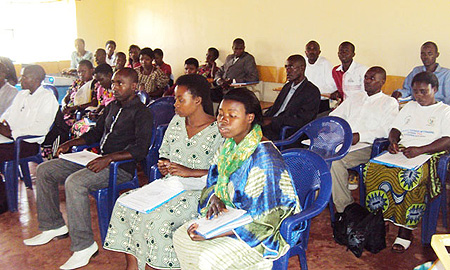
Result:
[107, 159, 136, 213]
[280, 126, 296, 141]
[14, 135, 46, 162]
[149, 164, 162, 183]
[273, 128, 306, 148]
[438, 153, 450, 183]
[72, 142, 100, 152]
[371, 138, 390, 158]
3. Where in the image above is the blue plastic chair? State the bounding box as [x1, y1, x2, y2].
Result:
[274, 116, 353, 222]
[355, 138, 449, 245]
[72, 143, 139, 244]
[1, 135, 45, 212]
[272, 148, 332, 270]
[143, 97, 175, 177]
[42, 84, 59, 101]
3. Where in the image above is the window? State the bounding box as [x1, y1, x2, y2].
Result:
[0, 0, 77, 63]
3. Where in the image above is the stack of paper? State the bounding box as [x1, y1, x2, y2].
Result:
[117, 180, 185, 213]
[192, 208, 253, 239]
[371, 151, 431, 170]
[59, 150, 101, 166]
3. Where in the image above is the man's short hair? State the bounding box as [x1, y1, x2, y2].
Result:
[94, 63, 113, 76]
[129, 44, 140, 52]
[25, 65, 46, 83]
[422, 41, 438, 52]
[0, 63, 7, 75]
[116, 52, 126, 59]
[78, 60, 94, 69]
[287, 54, 306, 66]
[139, 47, 155, 59]
[306, 40, 320, 49]
[233, 38, 245, 46]
[96, 48, 106, 55]
[116, 67, 138, 83]
[368, 66, 386, 80]
[412, 71, 439, 89]
[184, 58, 199, 68]
[154, 48, 164, 57]
[208, 47, 219, 59]
[75, 38, 85, 45]
[340, 41, 355, 53]
[105, 40, 116, 48]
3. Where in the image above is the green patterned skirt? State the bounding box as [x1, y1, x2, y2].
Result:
[363, 154, 442, 229]
[103, 190, 201, 270]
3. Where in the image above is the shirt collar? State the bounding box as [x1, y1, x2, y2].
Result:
[117, 95, 141, 108]
[367, 91, 383, 100]
[421, 63, 442, 72]
[291, 78, 305, 90]
[336, 60, 355, 72]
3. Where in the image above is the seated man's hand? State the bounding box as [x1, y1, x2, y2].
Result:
[206, 194, 228, 219]
[391, 91, 402, 99]
[157, 159, 170, 176]
[402, 146, 424, 159]
[0, 120, 12, 138]
[329, 90, 342, 101]
[388, 142, 400, 154]
[86, 155, 112, 173]
[352, 133, 360, 145]
[56, 141, 72, 157]
[167, 162, 193, 177]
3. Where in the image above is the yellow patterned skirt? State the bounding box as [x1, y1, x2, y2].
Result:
[363, 154, 442, 229]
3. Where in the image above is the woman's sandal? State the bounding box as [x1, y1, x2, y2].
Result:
[391, 237, 412, 253]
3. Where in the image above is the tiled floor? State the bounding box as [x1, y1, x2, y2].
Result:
[0, 171, 447, 270]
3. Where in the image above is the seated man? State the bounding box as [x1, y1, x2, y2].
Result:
[329, 66, 399, 214]
[105, 40, 116, 67]
[70, 38, 94, 69]
[113, 52, 127, 72]
[154, 48, 172, 78]
[212, 38, 258, 101]
[23, 68, 153, 270]
[263, 54, 320, 140]
[331, 41, 368, 101]
[392, 41, 450, 104]
[199, 47, 219, 79]
[305, 40, 336, 113]
[94, 48, 107, 66]
[0, 62, 18, 116]
[163, 58, 200, 96]
[0, 65, 59, 161]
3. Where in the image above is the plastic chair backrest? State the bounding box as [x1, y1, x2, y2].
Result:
[282, 148, 332, 214]
[42, 84, 59, 100]
[147, 96, 175, 130]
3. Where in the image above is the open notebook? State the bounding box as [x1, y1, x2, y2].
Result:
[59, 150, 101, 166]
[190, 208, 253, 239]
[370, 151, 431, 170]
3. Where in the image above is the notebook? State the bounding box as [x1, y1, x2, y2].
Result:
[59, 150, 101, 166]
[191, 208, 253, 239]
[370, 151, 431, 170]
[117, 179, 185, 214]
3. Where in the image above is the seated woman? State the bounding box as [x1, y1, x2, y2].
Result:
[163, 58, 199, 97]
[135, 47, 169, 98]
[61, 60, 98, 128]
[128, 44, 141, 69]
[103, 74, 223, 270]
[364, 71, 450, 253]
[173, 88, 300, 269]
[198, 47, 219, 79]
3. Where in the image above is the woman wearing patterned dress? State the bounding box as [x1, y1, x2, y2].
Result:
[173, 88, 300, 270]
[135, 48, 169, 98]
[103, 74, 222, 270]
[364, 72, 450, 253]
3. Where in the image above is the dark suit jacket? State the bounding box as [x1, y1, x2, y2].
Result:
[215, 52, 259, 83]
[263, 79, 320, 140]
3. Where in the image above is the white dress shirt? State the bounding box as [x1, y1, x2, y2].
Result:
[1, 85, 59, 144]
[335, 61, 368, 99]
[330, 91, 399, 143]
[274, 80, 303, 117]
[391, 101, 450, 148]
[305, 56, 336, 99]
[0, 82, 18, 116]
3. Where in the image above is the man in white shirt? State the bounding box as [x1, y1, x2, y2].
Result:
[329, 66, 399, 213]
[105, 40, 116, 67]
[0, 62, 18, 116]
[331, 42, 368, 101]
[305, 40, 336, 113]
[0, 65, 59, 161]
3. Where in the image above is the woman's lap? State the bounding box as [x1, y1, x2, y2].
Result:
[104, 190, 201, 270]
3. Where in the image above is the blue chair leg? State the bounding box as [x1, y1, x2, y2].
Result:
[299, 248, 308, 270]
[93, 189, 110, 245]
[421, 195, 441, 245]
[19, 162, 33, 189]
[4, 161, 18, 212]
[328, 199, 335, 224]
[272, 251, 290, 270]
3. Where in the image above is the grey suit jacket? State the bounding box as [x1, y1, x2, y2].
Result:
[215, 52, 259, 83]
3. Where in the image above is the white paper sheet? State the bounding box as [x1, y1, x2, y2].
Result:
[0, 134, 13, 144]
[371, 151, 432, 170]
[117, 179, 185, 213]
[59, 150, 101, 166]
[190, 208, 253, 239]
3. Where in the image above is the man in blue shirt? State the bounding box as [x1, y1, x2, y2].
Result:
[392, 42, 450, 104]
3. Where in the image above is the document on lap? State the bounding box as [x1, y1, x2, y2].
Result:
[189, 208, 253, 239]
[117, 179, 186, 214]
[370, 151, 432, 170]
[59, 150, 101, 166]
